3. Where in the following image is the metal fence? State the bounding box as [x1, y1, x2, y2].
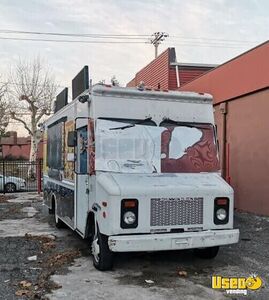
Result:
[0, 160, 43, 193]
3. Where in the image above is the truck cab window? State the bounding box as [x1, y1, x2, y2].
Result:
[76, 126, 88, 174]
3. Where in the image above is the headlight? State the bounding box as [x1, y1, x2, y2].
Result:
[121, 199, 138, 228]
[216, 208, 227, 221]
[123, 211, 136, 225]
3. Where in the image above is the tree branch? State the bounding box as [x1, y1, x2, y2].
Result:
[8, 57, 56, 147]
[10, 112, 32, 135]
[35, 110, 47, 124]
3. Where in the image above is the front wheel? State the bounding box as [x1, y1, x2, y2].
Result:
[193, 246, 219, 259]
[55, 215, 66, 228]
[92, 227, 113, 271]
[5, 183, 16, 193]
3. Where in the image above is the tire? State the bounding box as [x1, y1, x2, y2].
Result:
[92, 226, 113, 271]
[48, 201, 55, 215]
[194, 246, 219, 259]
[5, 182, 16, 193]
[55, 215, 66, 228]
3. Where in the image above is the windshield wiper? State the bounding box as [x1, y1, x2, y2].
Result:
[109, 124, 135, 130]
[160, 118, 211, 130]
[109, 117, 153, 130]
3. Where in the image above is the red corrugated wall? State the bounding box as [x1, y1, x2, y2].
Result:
[127, 77, 136, 87]
[169, 68, 213, 90]
[168, 68, 178, 90]
[126, 47, 215, 90]
[127, 48, 171, 89]
[179, 68, 212, 86]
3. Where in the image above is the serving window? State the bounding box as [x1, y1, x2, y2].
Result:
[47, 118, 66, 170]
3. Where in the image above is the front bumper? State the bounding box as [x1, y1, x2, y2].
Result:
[20, 183, 26, 190]
[16, 180, 26, 190]
[108, 229, 239, 252]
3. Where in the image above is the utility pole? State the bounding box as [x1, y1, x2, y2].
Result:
[150, 32, 169, 58]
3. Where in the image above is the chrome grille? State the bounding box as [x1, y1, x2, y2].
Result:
[150, 197, 203, 226]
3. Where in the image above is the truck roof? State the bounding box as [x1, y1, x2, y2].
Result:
[45, 85, 214, 127]
[91, 85, 213, 104]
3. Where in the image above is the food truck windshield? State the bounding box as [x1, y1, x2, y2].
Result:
[95, 119, 220, 174]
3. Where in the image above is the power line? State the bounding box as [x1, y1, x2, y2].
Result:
[0, 28, 263, 49]
[0, 29, 151, 38]
[163, 41, 252, 49]
[0, 29, 261, 43]
[0, 29, 261, 44]
[169, 35, 262, 44]
[0, 36, 148, 44]
[0, 36, 258, 49]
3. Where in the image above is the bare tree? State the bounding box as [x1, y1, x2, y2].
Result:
[9, 58, 57, 168]
[0, 81, 9, 137]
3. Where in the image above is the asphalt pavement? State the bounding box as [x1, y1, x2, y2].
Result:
[0, 193, 268, 300]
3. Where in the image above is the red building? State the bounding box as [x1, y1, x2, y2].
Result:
[179, 41, 269, 215]
[0, 131, 43, 160]
[127, 48, 216, 89]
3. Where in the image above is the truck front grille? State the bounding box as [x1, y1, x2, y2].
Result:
[150, 197, 203, 226]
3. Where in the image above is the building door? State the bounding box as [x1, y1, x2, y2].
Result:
[75, 121, 89, 234]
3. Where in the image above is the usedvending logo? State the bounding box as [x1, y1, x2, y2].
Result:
[212, 274, 262, 295]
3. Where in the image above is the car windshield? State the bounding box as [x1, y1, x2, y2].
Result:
[160, 120, 220, 173]
[95, 119, 220, 173]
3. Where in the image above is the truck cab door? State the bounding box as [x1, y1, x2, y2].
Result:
[75, 118, 89, 235]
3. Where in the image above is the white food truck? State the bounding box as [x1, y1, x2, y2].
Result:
[43, 67, 239, 270]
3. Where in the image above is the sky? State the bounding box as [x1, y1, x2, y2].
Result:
[0, 0, 268, 135]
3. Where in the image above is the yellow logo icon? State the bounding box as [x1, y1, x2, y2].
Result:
[245, 276, 262, 290]
[212, 274, 262, 295]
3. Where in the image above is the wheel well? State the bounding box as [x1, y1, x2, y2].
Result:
[85, 211, 95, 239]
[5, 182, 16, 186]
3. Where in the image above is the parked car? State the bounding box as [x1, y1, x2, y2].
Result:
[0, 174, 26, 192]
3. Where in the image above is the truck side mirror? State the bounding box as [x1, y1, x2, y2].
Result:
[67, 131, 77, 147]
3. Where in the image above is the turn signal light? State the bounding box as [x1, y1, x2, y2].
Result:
[123, 200, 136, 208]
[216, 198, 228, 206]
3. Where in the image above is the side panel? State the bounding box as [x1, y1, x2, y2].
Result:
[43, 176, 75, 228]
[43, 101, 76, 228]
[56, 183, 74, 227]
